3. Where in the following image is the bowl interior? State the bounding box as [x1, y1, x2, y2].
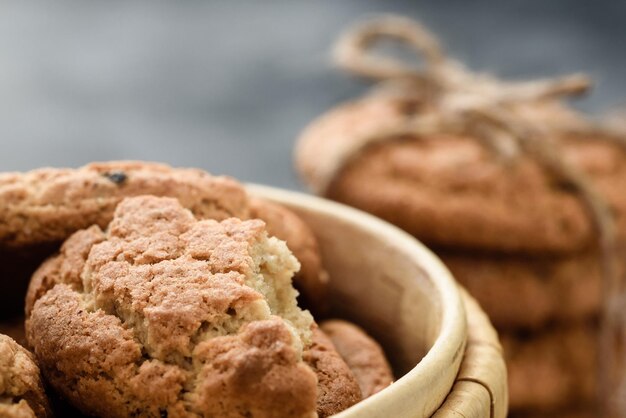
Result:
[248, 185, 467, 418]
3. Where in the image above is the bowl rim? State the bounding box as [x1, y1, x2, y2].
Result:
[247, 184, 467, 417]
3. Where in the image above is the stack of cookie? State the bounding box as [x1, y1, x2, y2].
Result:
[0, 162, 394, 417]
[295, 16, 626, 417]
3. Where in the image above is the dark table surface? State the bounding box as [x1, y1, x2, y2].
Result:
[1, 0, 625, 190]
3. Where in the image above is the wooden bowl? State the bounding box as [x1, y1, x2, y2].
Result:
[248, 185, 507, 418]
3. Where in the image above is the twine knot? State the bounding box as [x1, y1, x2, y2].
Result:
[334, 15, 591, 109]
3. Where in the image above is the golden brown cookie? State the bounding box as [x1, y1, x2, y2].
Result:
[249, 197, 330, 315]
[42, 330, 365, 418]
[295, 95, 626, 254]
[501, 323, 597, 411]
[0, 334, 51, 418]
[320, 319, 393, 398]
[304, 327, 362, 417]
[439, 249, 615, 329]
[0, 161, 249, 249]
[26, 196, 321, 418]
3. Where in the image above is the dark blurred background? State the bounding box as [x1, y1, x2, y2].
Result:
[1, 0, 625, 189]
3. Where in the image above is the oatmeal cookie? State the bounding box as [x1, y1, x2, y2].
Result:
[439, 249, 616, 329]
[501, 323, 597, 411]
[0, 161, 248, 249]
[320, 320, 393, 398]
[26, 196, 325, 418]
[0, 334, 51, 418]
[304, 327, 362, 417]
[296, 96, 626, 254]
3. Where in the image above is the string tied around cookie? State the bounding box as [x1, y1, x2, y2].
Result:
[331, 14, 626, 416]
[334, 15, 591, 106]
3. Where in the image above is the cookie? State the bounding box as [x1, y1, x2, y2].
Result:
[250, 197, 330, 315]
[0, 162, 329, 320]
[439, 249, 614, 329]
[26, 196, 322, 418]
[27, 328, 363, 418]
[304, 327, 362, 417]
[320, 319, 393, 398]
[0, 334, 51, 418]
[295, 96, 626, 254]
[501, 323, 597, 411]
[0, 161, 249, 249]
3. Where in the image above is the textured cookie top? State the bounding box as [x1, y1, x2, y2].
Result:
[304, 328, 362, 418]
[26, 196, 318, 418]
[0, 161, 248, 248]
[296, 96, 626, 254]
[321, 320, 393, 399]
[0, 161, 329, 320]
[0, 334, 51, 418]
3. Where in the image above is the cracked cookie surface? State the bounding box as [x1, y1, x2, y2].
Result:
[26, 196, 321, 418]
[0, 161, 248, 249]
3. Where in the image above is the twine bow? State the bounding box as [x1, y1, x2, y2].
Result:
[330, 15, 626, 416]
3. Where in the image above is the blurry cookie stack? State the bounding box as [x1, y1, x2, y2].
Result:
[295, 16, 626, 417]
